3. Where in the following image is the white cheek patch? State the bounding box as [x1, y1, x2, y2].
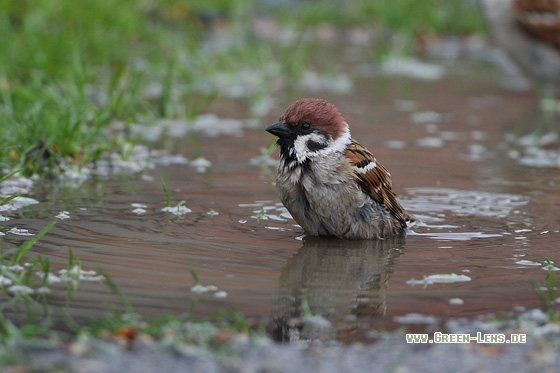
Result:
[293, 126, 352, 164]
[329, 125, 351, 154]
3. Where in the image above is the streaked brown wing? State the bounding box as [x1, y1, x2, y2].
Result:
[345, 139, 407, 228]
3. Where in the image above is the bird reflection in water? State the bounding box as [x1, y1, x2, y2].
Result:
[272, 234, 405, 343]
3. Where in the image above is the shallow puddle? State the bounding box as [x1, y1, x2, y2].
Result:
[2, 43, 560, 343]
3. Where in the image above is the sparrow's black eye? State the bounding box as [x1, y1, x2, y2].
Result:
[301, 122, 311, 130]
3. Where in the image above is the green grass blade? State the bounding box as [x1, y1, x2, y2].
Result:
[98, 268, 134, 315]
[12, 221, 57, 265]
[0, 195, 18, 206]
[0, 169, 20, 184]
[162, 180, 171, 208]
[190, 269, 200, 285]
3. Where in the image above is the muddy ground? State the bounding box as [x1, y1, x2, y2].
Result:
[8, 314, 560, 373]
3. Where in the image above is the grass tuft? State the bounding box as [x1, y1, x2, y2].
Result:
[534, 258, 560, 321]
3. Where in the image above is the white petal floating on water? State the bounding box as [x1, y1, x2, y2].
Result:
[36, 287, 52, 294]
[59, 166, 91, 187]
[151, 153, 189, 166]
[8, 285, 34, 295]
[10, 196, 40, 208]
[449, 298, 464, 305]
[515, 260, 542, 266]
[0, 176, 34, 195]
[386, 140, 406, 149]
[137, 115, 259, 141]
[37, 272, 62, 284]
[214, 291, 228, 298]
[190, 157, 212, 173]
[80, 274, 105, 282]
[0, 276, 13, 286]
[190, 284, 211, 294]
[415, 137, 445, 148]
[0, 196, 40, 212]
[161, 204, 192, 215]
[7, 227, 34, 236]
[80, 270, 97, 276]
[206, 209, 219, 216]
[132, 203, 148, 214]
[55, 211, 70, 219]
[393, 313, 438, 324]
[77, 269, 104, 281]
[238, 203, 266, 208]
[59, 267, 104, 282]
[299, 70, 353, 94]
[381, 57, 445, 80]
[190, 283, 222, 295]
[4, 264, 24, 272]
[517, 131, 559, 147]
[425, 273, 472, 283]
[410, 111, 442, 124]
[191, 115, 246, 137]
[517, 148, 560, 168]
[407, 273, 471, 286]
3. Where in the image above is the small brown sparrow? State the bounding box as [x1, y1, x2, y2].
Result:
[266, 98, 416, 239]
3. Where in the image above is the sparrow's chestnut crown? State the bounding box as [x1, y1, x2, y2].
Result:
[271, 98, 347, 141]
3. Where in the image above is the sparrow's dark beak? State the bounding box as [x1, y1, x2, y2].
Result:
[266, 120, 292, 139]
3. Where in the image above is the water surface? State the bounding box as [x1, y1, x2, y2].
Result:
[2, 45, 559, 343]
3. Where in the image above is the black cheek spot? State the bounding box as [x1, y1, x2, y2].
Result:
[307, 140, 327, 152]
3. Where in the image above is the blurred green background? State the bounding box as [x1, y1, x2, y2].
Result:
[0, 0, 486, 176]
